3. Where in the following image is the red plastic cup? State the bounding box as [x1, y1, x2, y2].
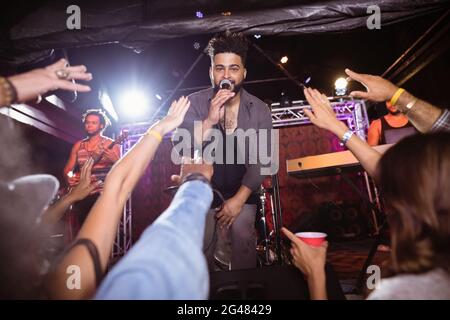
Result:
[295, 232, 327, 247]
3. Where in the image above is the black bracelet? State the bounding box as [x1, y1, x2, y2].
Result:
[164, 173, 224, 212]
[180, 173, 211, 187]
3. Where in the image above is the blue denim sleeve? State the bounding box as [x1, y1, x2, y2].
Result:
[431, 109, 450, 132]
[95, 180, 213, 300]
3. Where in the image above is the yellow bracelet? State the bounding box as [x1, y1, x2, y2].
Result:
[390, 88, 405, 106]
[145, 129, 163, 142]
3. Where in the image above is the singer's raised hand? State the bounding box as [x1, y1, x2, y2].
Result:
[206, 89, 235, 125]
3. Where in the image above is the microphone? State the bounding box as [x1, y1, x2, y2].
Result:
[219, 79, 232, 90]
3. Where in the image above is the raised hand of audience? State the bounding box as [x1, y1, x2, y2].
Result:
[41, 158, 99, 225]
[302, 86, 382, 178]
[345, 68, 398, 102]
[154, 96, 191, 136]
[345, 68, 446, 133]
[6, 58, 92, 103]
[69, 158, 101, 202]
[303, 87, 348, 136]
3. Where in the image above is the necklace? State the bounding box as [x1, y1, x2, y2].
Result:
[220, 108, 237, 130]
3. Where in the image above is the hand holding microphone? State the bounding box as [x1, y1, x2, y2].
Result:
[206, 79, 235, 125]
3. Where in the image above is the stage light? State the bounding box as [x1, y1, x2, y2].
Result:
[334, 77, 348, 96]
[280, 91, 291, 108]
[100, 91, 119, 122]
[196, 11, 204, 19]
[280, 56, 288, 64]
[193, 42, 201, 50]
[155, 94, 162, 100]
[254, 34, 261, 39]
[119, 90, 149, 118]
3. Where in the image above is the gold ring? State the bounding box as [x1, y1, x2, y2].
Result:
[55, 69, 70, 80]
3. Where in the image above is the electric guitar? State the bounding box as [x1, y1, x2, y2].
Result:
[66, 132, 129, 189]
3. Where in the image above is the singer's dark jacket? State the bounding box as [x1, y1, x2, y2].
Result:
[175, 87, 274, 204]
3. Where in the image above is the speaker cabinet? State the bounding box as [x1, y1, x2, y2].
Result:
[209, 264, 345, 300]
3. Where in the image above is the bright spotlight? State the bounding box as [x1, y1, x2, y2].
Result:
[280, 56, 288, 64]
[334, 77, 348, 96]
[119, 90, 149, 118]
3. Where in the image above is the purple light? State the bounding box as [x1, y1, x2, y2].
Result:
[196, 11, 204, 19]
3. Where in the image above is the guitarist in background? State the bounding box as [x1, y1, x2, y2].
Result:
[63, 109, 120, 236]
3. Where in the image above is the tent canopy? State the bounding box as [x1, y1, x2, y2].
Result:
[2, 0, 448, 65]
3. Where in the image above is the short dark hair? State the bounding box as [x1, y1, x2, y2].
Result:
[81, 109, 111, 130]
[206, 30, 249, 65]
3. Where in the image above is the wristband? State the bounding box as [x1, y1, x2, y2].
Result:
[341, 130, 354, 146]
[145, 128, 163, 142]
[390, 88, 405, 106]
[180, 172, 211, 187]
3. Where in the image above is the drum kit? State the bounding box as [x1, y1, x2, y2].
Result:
[255, 174, 285, 266]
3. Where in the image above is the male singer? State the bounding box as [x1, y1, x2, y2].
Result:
[176, 31, 273, 271]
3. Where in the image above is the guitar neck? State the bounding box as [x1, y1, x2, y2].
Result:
[92, 140, 120, 163]
[106, 141, 116, 150]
